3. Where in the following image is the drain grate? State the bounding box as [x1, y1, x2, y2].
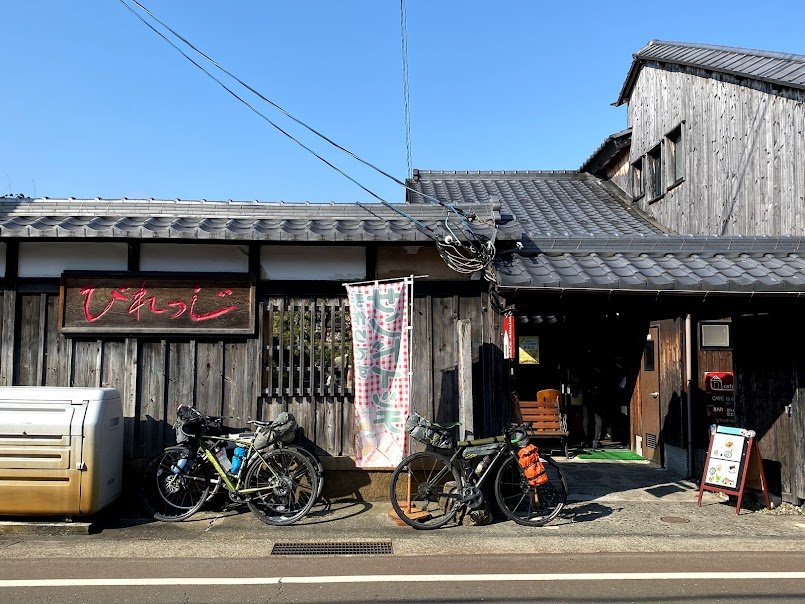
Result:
[271, 540, 393, 556]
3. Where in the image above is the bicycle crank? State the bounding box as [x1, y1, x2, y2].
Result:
[459, 485, 484, 509]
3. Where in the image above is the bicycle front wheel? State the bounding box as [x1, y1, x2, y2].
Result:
[142, 447, 210, 522]
[245, 448, 317, 526]
[494, 455, 567, 527]
[389, 451, 462, 530]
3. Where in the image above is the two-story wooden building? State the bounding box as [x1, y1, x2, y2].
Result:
[407, 41, 805, 505]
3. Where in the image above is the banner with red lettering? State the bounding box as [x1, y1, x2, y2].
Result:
[345, 277, 412, 468]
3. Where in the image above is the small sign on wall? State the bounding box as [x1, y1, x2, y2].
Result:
[60, 272, 255, 335]
[704, 371, 735, 424]
[518, 336, 540, 365]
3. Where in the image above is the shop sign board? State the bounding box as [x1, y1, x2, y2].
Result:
[697, 425, 770, 515]
[503, 314, 516, 360]
[704, 371, 735, 423]
[518, 336, 540, 365]
[60, 272, 255, 335]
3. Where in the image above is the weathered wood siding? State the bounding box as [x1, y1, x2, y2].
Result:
[657, 318, 686, 449]
[733, 315, 803, 502]
[407, 292, 504, 454]
[2, 291, 261, 459]
[628, 63, 805, 235]
[1, 289, 503, 461]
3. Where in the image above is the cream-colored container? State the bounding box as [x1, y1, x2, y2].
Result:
[0, 387, 123, 516]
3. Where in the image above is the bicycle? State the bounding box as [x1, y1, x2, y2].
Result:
[202, 427, 325, 505]
[389, 413, 568, 529]
[142, 406, 318, 526]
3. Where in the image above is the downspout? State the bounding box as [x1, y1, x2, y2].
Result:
[685, 314, 694, 478]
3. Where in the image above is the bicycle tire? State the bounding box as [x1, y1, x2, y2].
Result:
[245, 448, 318, 526]
[142, 447, 210, 522]
[389, 451, 462, 530]
[288, 445, 325, 500]
[494, 454, 567, 527]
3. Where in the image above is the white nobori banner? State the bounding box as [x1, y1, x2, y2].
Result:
[345, 277, 413, 468]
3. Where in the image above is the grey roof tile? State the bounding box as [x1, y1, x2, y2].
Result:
[406, 170, 666, 238]
[617, 40, 805, 105]
[496, 238, 805, 292]
[0, 196, 515, 243]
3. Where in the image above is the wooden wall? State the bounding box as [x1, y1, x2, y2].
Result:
[1, 291, 261, 460]
[1, 288, 503, 461]
[733, 315, 804, 502]
[627, 63, 805, 236]
[407, 292, 505, 453]
[657, 318, 686, 449]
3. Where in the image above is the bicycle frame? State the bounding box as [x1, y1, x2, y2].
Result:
[433, 433, 520, 504]
[199, 434, 285, 496]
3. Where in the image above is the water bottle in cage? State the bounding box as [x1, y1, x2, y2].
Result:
[474, 455, 492, 476]
[231, 446, 247, 475]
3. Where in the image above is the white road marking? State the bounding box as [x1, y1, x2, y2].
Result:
[0, 572, 803, 587]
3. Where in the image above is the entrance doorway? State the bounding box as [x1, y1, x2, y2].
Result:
[638, 325, 661, 463]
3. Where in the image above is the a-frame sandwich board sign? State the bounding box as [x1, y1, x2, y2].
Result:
[697, 425, 771, 515]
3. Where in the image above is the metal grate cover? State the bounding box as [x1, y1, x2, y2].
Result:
[646, 433, 657, 449]
[271, 541, 393, 556]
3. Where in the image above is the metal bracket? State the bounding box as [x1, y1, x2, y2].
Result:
[76, 462, 87, 471]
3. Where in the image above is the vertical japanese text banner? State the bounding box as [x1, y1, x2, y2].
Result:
[345, 277, 412, 468]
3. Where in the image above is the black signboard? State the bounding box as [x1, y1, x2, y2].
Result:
[60, 272, 255, 335]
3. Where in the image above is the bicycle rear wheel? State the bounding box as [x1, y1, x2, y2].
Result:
[389, 451, 462, 530]
[494, 455, 567, 527]
[142, 447, 210, 521]
[288, 445, 325, 500]
[245, 448, 317, 526]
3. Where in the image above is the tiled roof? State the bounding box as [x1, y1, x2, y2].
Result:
[495, 236, 805, 293]
[0, 196, 515, 242]
[406, 170, 666, 239]
[616, 40, 805, 105]
[579, 129, 631, 176]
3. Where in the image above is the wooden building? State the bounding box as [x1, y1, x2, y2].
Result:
[407, 41, 805, 504]
[2, 40, 804, 506]
[0, 197, 513, 489]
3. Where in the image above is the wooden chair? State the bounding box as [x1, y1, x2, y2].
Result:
[513, 388, 569, 456]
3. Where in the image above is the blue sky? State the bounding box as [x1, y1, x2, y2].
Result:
[2, 1, 805, 203]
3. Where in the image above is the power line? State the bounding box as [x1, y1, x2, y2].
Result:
[117, 1, 397, 210]
[118, 0, 498, 269]
[120, 0, 482, 223]
[400, 0, 413, 179]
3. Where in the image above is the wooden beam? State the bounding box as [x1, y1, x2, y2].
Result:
[457, 319, 473, 440]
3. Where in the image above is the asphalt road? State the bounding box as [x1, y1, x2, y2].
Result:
[1, 552, 803, 603]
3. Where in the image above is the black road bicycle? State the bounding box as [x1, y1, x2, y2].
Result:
[389, 413, 568, 529]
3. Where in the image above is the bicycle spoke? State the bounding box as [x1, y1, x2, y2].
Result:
[389, 452, 462, 529]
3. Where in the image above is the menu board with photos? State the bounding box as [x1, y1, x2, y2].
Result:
[703, 429, 746, 489]
[697, 424, 770, 515]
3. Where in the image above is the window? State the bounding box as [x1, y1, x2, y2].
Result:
[700, 322, 731, 349]
[646, 143, 663, 201]
[631, 157, 644, 199]
[262, 296, 353, 399]
[643, 337, 655, 372]
[666, 125, 684, 186]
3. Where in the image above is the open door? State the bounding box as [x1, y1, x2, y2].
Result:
[639, 326, 661, 463]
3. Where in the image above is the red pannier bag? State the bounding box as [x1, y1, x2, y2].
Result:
[517, 444, 548, 486]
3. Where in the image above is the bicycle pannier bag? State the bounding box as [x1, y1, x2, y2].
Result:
[405, 412, 454, 449]
[517, 444, 548, 486]
[254, 412, 298, 450]
[175, 405, 203, 443]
